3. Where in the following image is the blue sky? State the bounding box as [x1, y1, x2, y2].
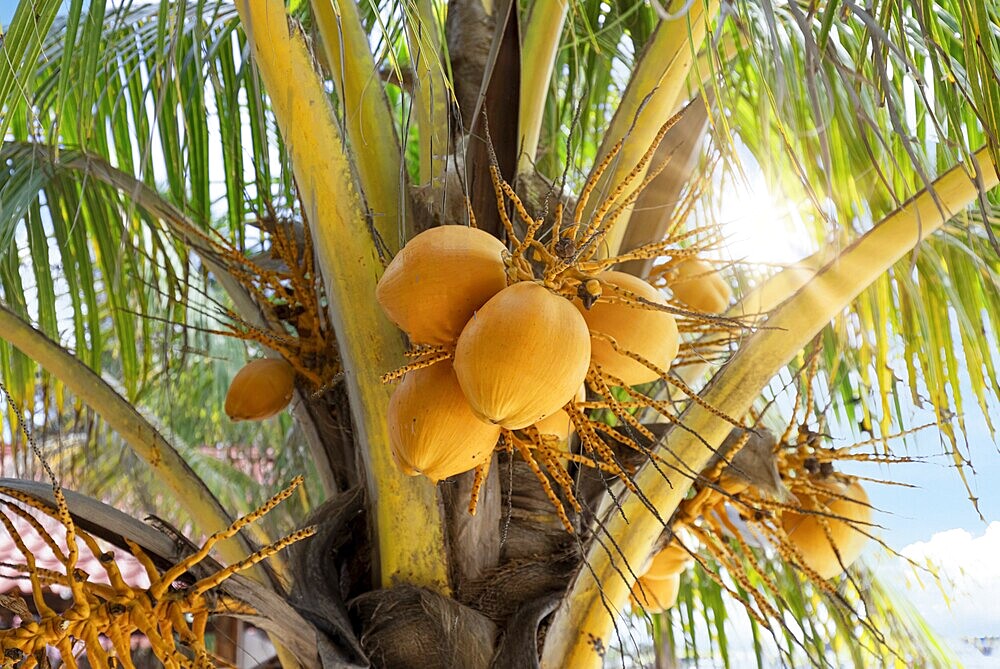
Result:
[867, 429, 1000, 547]
[845, 397, 999, 548]
[1, 1, 17, 23]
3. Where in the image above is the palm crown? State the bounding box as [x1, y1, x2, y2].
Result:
[0, 0, 998, 666]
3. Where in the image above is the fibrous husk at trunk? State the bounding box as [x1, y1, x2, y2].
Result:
[303, 382, 360, 492]
[500, 456, 578, 560]
[286, 488, 369, 666]
[463, 551, 579, 622]
[412, 162, 472, 232]
[490, 594, 560, 669]
[406, 142, 582, 234]
[460, 456, 579, 621]
[410, 157, 574, 234]
[516, 169, 578, 231]
[352, 585, 498, 669]
[707, 426, 785, 498]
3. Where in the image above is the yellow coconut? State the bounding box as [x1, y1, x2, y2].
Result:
[667, 258, 732, 314]
[534, 385, 586, 441]
[577, 270, 679, 386]
[629, 573, 681, 613]
[388, 362, 501, 483]
[376, 225, 508, 345]
[642, 542, 693, 581]
[225, 358, 295, 422]
[454, 282, 591, 430]
[782, 480, 871, 579]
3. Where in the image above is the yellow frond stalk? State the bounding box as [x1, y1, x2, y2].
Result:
[234, 0, 450, 592]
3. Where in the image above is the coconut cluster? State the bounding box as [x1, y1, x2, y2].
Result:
[377, 225, 690, 484]
[582, 270, 680, 384]
[627, 476, 870, 615]
[377, 226, 591, 482]
[665, 257, 732, 314]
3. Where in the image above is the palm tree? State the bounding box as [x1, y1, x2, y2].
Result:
[0, 0, 998, 666]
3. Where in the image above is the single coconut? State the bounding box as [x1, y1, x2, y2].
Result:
[781, 479, 871, 579]
[454, 282, 591, 430]
[667, 258, 732, 314]
[225, 358, 295, 422]
[388, 362, 500, 483]
[577, 270, 679, 386]
[534, 385, 586, 442]
[376, 225, 508, 345]
[642, 542, 693, 580]
[630, 573, 681, 613]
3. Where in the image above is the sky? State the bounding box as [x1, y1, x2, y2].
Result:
[1, 1, 17, 23]
[888, 523, 1000, 639]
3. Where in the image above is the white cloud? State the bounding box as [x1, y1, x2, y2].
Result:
[876, 522, 1000, 639]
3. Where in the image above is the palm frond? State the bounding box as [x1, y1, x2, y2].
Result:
[1, 1, 281, 402]
[0, 0, 62, 141]
[674, 0, 1000, 460]
[608, 559, 958, 668]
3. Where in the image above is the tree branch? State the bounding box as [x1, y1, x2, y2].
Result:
[406, 0, 452, 186]
[310, 0, 414, 249]
[517, 0, 568, 173]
